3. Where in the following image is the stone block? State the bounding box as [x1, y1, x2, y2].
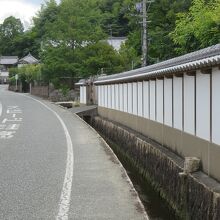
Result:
[184, 157, 200, 174]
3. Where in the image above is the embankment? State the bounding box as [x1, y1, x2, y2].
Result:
[88, 115, 220, 219]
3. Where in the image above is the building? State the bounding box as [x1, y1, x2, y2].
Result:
[18, 53, 39, 67]
[0, 53, 39, 84]
[0, 56, 18, 84]
[107, 37, 127, 51]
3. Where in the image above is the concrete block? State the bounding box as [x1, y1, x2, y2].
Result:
[184, 157, 200, 173]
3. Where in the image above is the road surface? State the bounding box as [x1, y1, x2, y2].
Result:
[0, 85, 148, 220]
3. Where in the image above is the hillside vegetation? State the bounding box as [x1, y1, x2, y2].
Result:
[0, 0, 219, 88]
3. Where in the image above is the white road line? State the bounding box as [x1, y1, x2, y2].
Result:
[0, 102, 2, 117]
[23, 95, 74, 220]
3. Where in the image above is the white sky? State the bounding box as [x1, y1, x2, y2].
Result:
[0, 0, 59, 29]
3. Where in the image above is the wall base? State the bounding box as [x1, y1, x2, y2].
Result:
[91, 115, 220, 219]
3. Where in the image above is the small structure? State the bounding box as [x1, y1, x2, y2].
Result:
[18, 53, 39, 67]
[0, 56, 18, 84]
[76, 76, 98, 105]
[107, 37, 127, 51]
[17, 53, 40, 93]
[0, 53, 39, 85]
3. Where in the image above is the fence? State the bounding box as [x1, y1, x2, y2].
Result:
[80, 44, 220, 181]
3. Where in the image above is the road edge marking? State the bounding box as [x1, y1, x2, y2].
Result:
[22, 95, 74, 220]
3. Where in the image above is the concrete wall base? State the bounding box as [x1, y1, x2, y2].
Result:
[91, 116, 220, 219]
[97, 107, 220, 182]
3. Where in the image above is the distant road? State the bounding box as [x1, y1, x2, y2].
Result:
[0, 85, 148, 220]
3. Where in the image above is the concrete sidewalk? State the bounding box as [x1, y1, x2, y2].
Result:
[59, 105, 148, 219]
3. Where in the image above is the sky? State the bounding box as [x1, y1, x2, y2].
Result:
[0, 0, 60, 29]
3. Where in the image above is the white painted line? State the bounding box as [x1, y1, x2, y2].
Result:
[0, 102, 2, 117]
[23, 95, 74, 220]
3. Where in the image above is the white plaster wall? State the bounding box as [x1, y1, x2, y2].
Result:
[111, 84, 115, 110]
[115, 84, 119, 110]
[119, 84, 123, 111]
[108, 85, 112, 109]
[80, 86, 87, 104]
[173, 76, 183, 130]
[101, 85, 105, 107]
[80, 86, 83, 104]
[137, 82, 143, 117]
[150, 80, 156, 120]
[143, 81, 149, 119]
[104, 85, 108, 108]
[156, 79, 163, 123]
[184, 74, 195, 135]
[84, 86, 87, 104]
[128, 83, 133, 114]
[164, 78, 173, 127]
[97, 86, 100, 106]
[132, 82, 138, 115]
[212, 67, 220, 145]
[107, 38, 126, 51]
[196, 71, 210, 141]
[123, 83, 128, 112]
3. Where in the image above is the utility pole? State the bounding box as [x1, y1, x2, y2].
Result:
[141, 0, 153, 67]
[142, 0, 147, 67]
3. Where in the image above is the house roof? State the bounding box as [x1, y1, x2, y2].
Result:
[94, 44, 220, 85]
[18, 53, 39, 64]
[0, 56, 18, 65]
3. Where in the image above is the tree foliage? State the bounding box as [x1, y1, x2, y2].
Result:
[1, 0, 220, 88]
[9, 64, 42, 86]
[171, 0, 220, 54]
[39, 0, 108, 87]
[0, 16, 24, 56]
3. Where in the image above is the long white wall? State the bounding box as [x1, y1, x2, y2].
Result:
[149, 80, 156, 121]
[173, 76, 182, 130]
[184, 74, 195, 135]
[212, 67, 220, 144]
[81, 66, 220, 146]
[156, 79, 163, 123]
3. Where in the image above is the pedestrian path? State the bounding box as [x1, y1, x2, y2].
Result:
[61, 104, 149, 219]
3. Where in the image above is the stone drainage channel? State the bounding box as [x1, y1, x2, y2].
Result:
[104, 138, 179, 220]
[81, 115, 178, 220]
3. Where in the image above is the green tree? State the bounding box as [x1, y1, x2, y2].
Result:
[33, 0, 59, 40]
[0, 16, 24, 55]
[39, 0, 107, 86]
[0, 16, 38, 57]
[119, 42, 141, 70]
[147, 0, 192, 61]
[171, 0, 220, 54]
[81, 41, 125, 76]
[9, 64, 42, 88]
[99, 0, 130, 37]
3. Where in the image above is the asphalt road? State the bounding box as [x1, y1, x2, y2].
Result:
[0, 85, 148, 220]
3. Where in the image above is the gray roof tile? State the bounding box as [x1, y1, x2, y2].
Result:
[95, 44, 220, 84]
[19, 53, 39, 64]
[0, 56, 18, 65]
